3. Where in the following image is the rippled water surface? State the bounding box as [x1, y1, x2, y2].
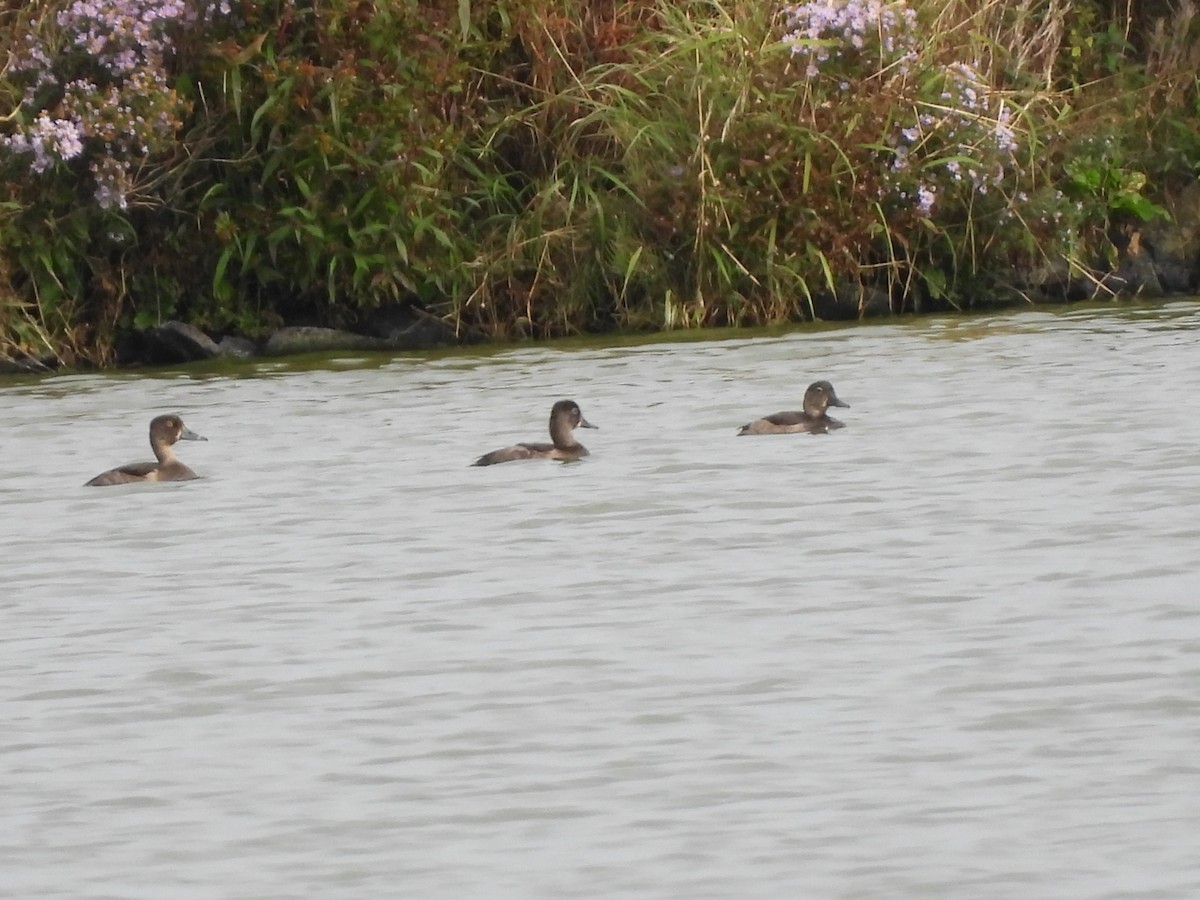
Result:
[4, 302, 1200, 898]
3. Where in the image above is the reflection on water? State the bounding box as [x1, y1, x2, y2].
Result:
[4, 301, 1200, 898]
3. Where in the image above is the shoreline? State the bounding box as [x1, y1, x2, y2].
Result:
[5, 292, 1199, 381]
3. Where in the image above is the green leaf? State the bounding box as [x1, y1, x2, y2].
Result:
[213, 247, 233, 302]
[249, 91, 280, 144]
[458, 0, 471, 41]
[808, 244, 836, 294]
[923, 268, 947, 299]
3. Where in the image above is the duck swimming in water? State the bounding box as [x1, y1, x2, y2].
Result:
[737, 381, 849, 435]
[473, 399, 597, 466]
[85, 414, 207, 486]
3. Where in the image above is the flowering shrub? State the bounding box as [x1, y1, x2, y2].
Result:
[780, 3, 1000, 241]
[1, 0, 230, 209]
[779, 2, 1042, 269]
[782, 0, 919, 79]
[887, 63, 1022, 220]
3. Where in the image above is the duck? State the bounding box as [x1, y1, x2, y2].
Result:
[85, 414, 207, 486]
[737, 380, 849, 435]
[473, 399, 597, 466]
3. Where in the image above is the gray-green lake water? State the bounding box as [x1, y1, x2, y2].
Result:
[4, 302, 1200, 898]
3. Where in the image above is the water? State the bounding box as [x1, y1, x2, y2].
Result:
[4, 302, 1200, 898]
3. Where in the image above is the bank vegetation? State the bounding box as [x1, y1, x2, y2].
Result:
[2, 0, 1199, 369]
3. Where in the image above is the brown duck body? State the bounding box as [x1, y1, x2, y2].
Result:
[86, 414, 207, 486]
[737, 381, 849, 435]
[473, 399, 596, 466]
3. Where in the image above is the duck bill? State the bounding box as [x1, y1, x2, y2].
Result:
[578, 417, 597, 429]
[829, 397, 850, 408]
[180, 426, 207, 441]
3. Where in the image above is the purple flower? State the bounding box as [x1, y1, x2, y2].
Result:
[992, 105, 1017, 153]
[2, 114, 86, 173]
[92, 157, 131, 209]
[917, 184, 936, 214]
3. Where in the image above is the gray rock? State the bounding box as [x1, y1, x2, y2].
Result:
[1109, 242, 1165, 297]
[262, 326, 392, 356]
[1013, 258, 1089, 301]
[217, 335, 257, 359]
[365, 305, 462, 349]
[808, 282, 892, 320]
[1130, 179, 1200, 293]
[143, 320, 220, 364]
[0, 351, 58, 374]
